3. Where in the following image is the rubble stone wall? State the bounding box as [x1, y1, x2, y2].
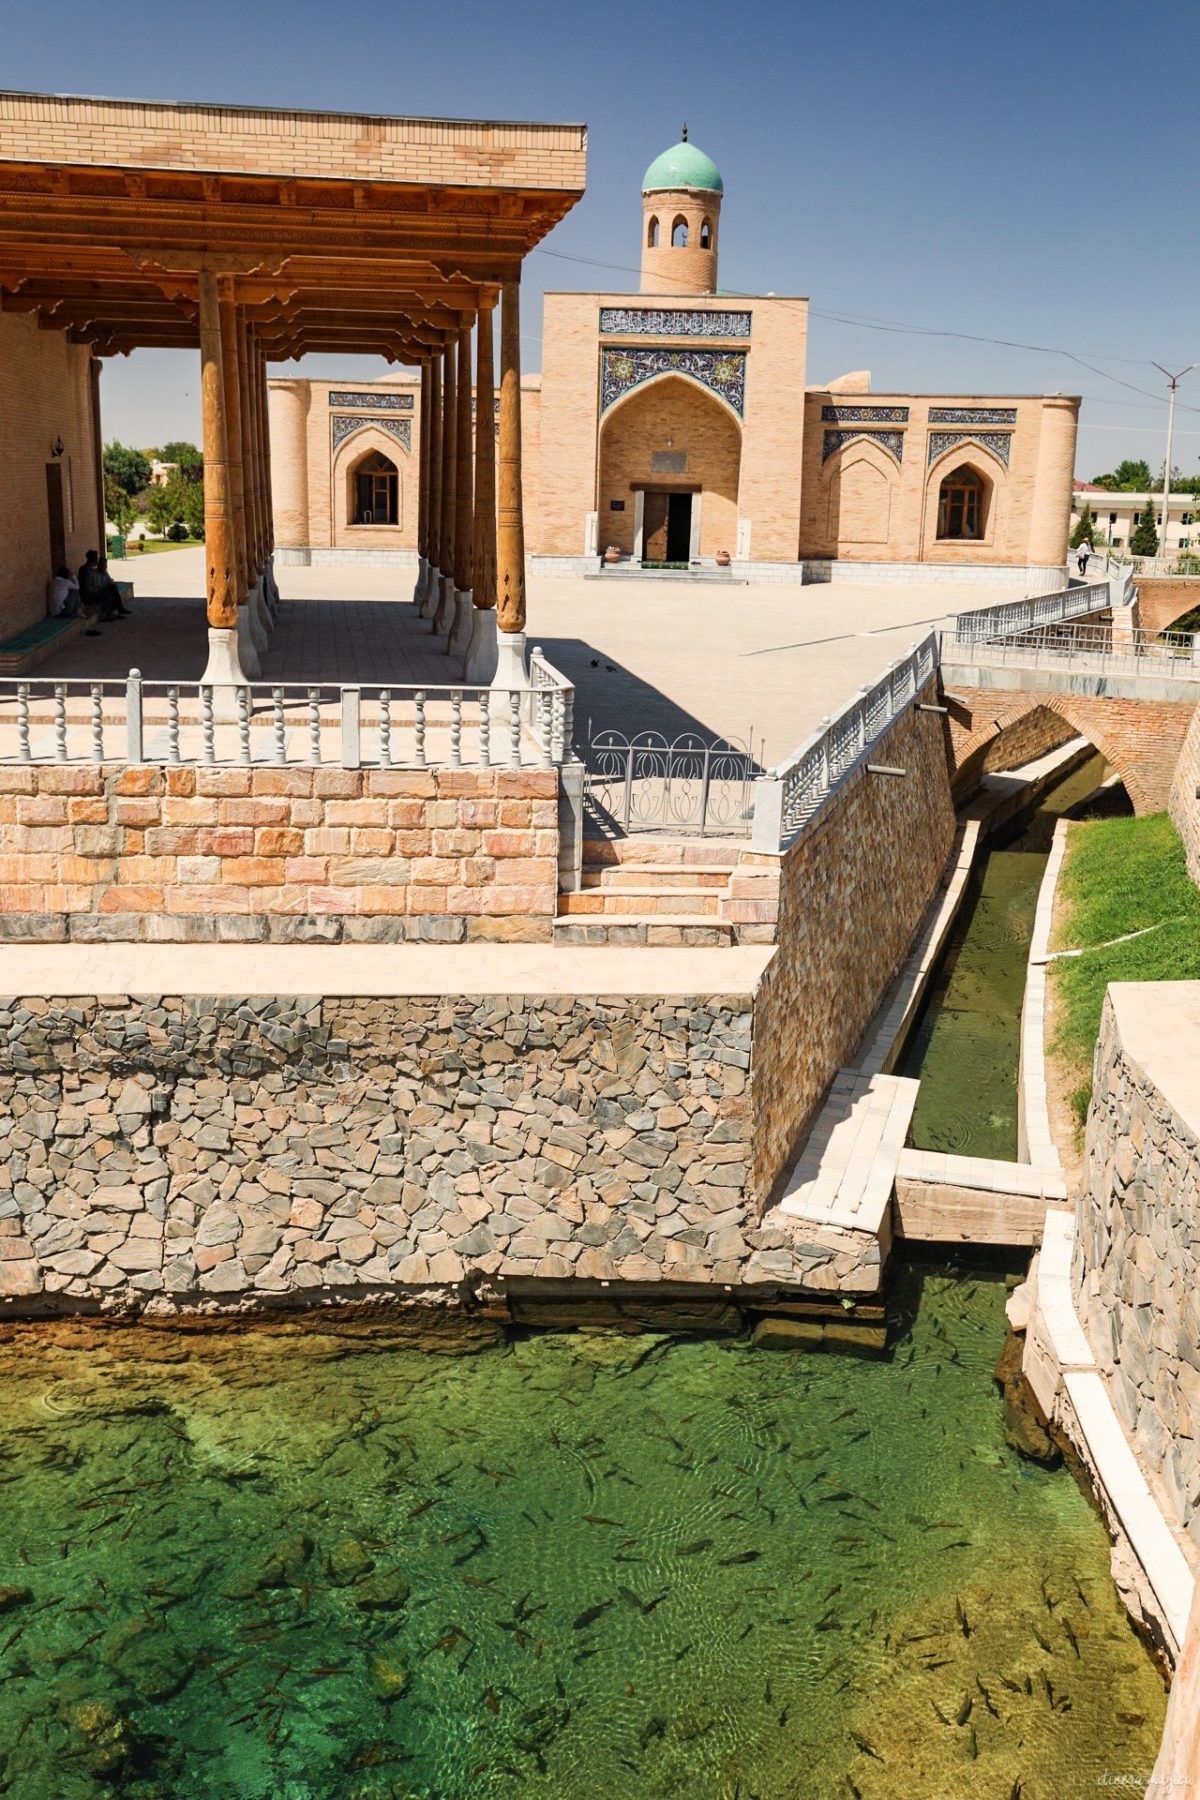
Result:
[1074, 989, 1200, 1553]
[0, 984, 831, 1316]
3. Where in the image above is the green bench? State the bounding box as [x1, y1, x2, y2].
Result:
[0, 582, 133, 674]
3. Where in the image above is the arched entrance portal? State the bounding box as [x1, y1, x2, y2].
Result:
[350, 449, 398, 526]
[598, 374, 741, 563]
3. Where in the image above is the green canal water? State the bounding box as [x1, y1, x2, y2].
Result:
[902, 754, 1126, 1159]
[0, 1263, 1164, 1799]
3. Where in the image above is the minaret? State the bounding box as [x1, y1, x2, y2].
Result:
[640, 125, 723, 296]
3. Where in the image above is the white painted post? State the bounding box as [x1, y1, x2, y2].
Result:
[340, 686, 361, 769]
[126, 669, 143, 763]
[751, 773, 784, 851]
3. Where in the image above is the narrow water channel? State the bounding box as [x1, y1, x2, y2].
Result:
[0, 1266, 1166, 1797]
[901, 753, 1127, 1159]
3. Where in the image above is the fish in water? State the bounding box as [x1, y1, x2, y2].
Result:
[719, 1551, 762, 1566]
[975, 1677, 1000, 1719]
[1031, 1624, 1052, 1655]
[930, 1701, 952, 1727]
[617, 1586, 668, 1616]
[848, 1730, 883, 1761]
[582, 1515, 622, 1528]
[1062, 1618, 1081, 1659]
[639, 1716, 667, 1749]
[675, 1539, 713, 1557]
[573, 1601, 614, 1632]
[955, 1597, 971, 1639]
[954, 1694, 973, 1727]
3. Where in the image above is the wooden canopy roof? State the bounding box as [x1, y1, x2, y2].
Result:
[0, 90, 588, 360]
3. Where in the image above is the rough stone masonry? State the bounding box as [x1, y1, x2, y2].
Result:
[0, 987, 869, 1316]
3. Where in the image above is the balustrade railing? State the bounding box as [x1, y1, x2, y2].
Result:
[0, 666, 576, 770]
[949, 621, 1200, 677]
[750, 633, 938, 851]
[950, 578, 1113, 646]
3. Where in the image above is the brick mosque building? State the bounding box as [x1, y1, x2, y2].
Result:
[270, 131, 1080, 589]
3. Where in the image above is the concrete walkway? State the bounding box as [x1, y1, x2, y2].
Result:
[34, 549, 1026, 769]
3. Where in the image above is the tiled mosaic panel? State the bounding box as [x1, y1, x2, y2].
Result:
[599, 307, 752, 338]
[822, 429, 904, 464]
[331, 416, 413, 452]
[600, 348, 747, 416]
[820, 405, 909, 424]
[329, 391, 414, 411]
[927, 407, 1017, 426]
[927, 430, 1012, 467]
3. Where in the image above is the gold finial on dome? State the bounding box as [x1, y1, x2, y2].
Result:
[681, 122, 688, 141]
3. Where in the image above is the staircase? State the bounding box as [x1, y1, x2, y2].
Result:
[555, 838, 744, 945]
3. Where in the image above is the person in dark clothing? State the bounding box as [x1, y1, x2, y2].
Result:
[77, 550, 130, 622]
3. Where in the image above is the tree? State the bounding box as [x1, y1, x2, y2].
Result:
[103, 439, 151, 496]
[1091, 458, 1153, 492]
[1071, 503, 1099, 549]
[145, 472, 193, 535]
[159, 440, 204, 481]
[180, 479, 205, 539]
[104, 474, 135, 536]
[1130, 502, 1159, 557]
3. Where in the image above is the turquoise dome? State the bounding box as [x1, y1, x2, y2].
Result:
[642, 138, 723, 195]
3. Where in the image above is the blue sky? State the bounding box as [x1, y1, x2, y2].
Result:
[6, 0, 1197, 477]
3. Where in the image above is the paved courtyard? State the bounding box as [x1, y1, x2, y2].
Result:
[35, 548, 1026, 769]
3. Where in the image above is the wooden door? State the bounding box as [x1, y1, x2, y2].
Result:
[642, 491, 668, 562]
[45, 463, 66, 572]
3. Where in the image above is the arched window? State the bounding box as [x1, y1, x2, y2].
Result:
[700, 218, 712, 249]
[647, 215, 660, 248]
[936, 464, 988, 540]
[353, 450, 398, 526]
[671, 215, 689, 248]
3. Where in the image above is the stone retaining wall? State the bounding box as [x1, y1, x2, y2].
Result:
[1074, 986, 1200, 1555]
[751, 681, 956, 1201]
[0, 982, 844, 1316]
[1169, 704, 1200, 885]
[0, 765, 559, 944]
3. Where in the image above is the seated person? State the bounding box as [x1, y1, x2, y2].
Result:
[77, 550, 131, 622]
[46, 565, 80, 618]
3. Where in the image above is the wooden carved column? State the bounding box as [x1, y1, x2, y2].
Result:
[494, 280, 527, 682]
[197, 269, 237, 634]
[217, 280, 247, 607]
[88, 358, 106, 553]
[257, 343, 276, 567]
[236, 311, 260, 588]
[414, 358, 430, 604]
[447, 320, 475, 651]
[422, 356, 442, 620]
[463, 297, 498, 682]
[434, 339, 457, 634]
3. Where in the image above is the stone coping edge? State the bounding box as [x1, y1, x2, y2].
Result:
[0, 942, 776, 1001]
[1018, 817, 1068, 1172]
[1034, 1210, 1195, 1656]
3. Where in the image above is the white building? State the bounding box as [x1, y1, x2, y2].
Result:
[1071, 481, 1197, 556]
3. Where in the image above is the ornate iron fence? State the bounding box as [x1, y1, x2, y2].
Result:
[583, 726, 758, 837]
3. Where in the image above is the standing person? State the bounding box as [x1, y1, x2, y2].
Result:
[46, 565, 80, 618]
[1076, 538, 1093, 577]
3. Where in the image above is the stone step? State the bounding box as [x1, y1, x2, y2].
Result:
[582, 837, 751, 868]
[553, 915, 735, 947]
[581, 863, 736, 891]
[560, 887, 723, 919]
[779, 1071, 919, 1234]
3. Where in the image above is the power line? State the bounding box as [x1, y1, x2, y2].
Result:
[531, 243, 1200, 415]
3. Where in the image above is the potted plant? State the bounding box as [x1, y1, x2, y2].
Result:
[603, 545, 621, 565]
[715, 548, 731, 567]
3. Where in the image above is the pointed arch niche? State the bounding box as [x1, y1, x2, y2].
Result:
[331, 421, 414, 549]
[820, 436, 900, 552]
[923, 439, 1009, 558]
[598, 372, 742, 561]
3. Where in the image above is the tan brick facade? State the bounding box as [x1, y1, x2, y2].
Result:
[0, 764, 560, 943]
[0, 311, 104, 637]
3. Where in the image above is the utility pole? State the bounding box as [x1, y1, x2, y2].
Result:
[1151, 362, 1195, 561]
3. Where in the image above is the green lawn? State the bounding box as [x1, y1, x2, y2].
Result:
[1051, 812, 1200, 1121]
[116, 538, 198, 557]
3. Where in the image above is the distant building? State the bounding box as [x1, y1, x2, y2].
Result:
[148, 459, 178, 487]
[271, 133, 1080, 588]
[1071, 482, 1196, 555]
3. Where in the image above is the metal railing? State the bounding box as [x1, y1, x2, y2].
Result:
[950, 578, 1113, 646]
[948, 620, 1200, 678]
[584, 727, 757, 838]
[751, 633, 939, 851]
[0, 666, 577, 769]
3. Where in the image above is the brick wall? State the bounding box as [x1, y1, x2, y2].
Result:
[0, 312, 103, 637]
[599, 378, 740, 558]
[947, 687, 1197, 815]
[1169, 704, 1200, 882]
[798, 391, 1078, 569]
[0, 765, 559, 944]
[750, 683, 956, 1200]
[1136, 578, 1200, 638]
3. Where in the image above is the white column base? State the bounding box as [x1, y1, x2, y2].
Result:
[491, 628, 528, 692]
[463, 608, 498, 684]
[247, 580, 270, 654]
[448, 588, 474, 656]
[413, 555, 429, 607]
[433, 572, 456, 638]
[420, 566, 442, 621]
[200, 626, 249, 688]
[237, 606, 261, 679]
